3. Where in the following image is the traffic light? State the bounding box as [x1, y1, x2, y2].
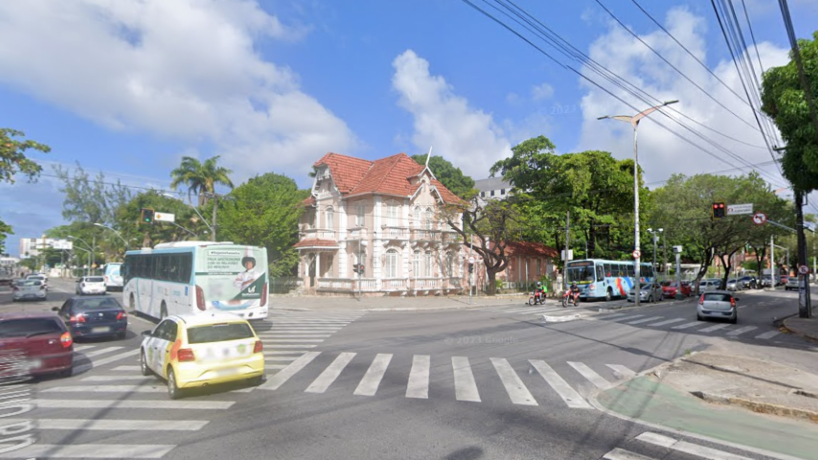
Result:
[141, 208, 155, 224]
[468, 263, 474, 274]
[712, 202, 726, 219]
[353, 264, 364, 275]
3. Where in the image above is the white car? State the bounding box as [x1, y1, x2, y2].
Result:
[697, 290, 738, 323]
[76, 276, 107, 295]
[12, 279, 47, 301]
[25, 274, 48, 289]
[699, 280, 720, 292]
[627, 282, 663, 303]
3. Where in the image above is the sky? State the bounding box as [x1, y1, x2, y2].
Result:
[1, 0, 817, 257]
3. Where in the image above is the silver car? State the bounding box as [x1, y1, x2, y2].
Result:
[785, 277, 800, 291]
[627, 282, 663, 303]
[12, 279, 47, 301]
[726, 279, 740, 291]
[697, 290, 738, 323]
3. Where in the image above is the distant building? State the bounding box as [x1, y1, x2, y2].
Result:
[474, 177, 512, 203]
[19, 237, 72, 259]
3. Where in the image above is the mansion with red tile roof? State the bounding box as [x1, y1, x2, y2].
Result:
[294, 151, 558, 296]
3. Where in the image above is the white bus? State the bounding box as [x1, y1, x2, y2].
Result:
[102, 262, 124, 291]
[122, 241, 269, 321]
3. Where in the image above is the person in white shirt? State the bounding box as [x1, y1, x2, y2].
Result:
[233, 256, 259, 291]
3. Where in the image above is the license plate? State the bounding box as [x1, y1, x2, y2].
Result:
[92, 327, 111, 334]
[214, 368, 239, 377]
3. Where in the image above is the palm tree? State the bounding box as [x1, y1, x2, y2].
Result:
[170, 156, 234, 206]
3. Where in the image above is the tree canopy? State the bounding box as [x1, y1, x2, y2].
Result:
[411, 154, 476, 199]
[54, 163, 132, 226]
[1, 128, 50, 184]
[170, 155, 235, 206]
[217, 173, 309, 277]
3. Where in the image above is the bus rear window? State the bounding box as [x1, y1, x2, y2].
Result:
[186, 323, 254, 344]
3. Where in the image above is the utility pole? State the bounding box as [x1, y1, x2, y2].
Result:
[770, 234, 776, 291]
[795, 190, 812, 317]
[564, 210, 570, 291]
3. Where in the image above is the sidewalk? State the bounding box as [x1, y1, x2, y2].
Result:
[593, 347, 818, 460]
[783, 315, 818, 342]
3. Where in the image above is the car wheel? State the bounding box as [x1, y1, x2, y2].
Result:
[167, 368, 182, 400]
[140, 351, 152, 377]
[248, 375, 264, 386]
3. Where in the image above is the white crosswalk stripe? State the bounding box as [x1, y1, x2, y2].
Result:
[755, 330, 781, 340]
[602, 448, 654, 460]
[406, 355, 431, 399]
[452, 357, 481, 402]
[0, 444, 175, 459]
[2, 418, 209, 431]
[31, 398, 234, 409]
[305, 352, 356, 393]
[258, 352, 321, 390]
[700, 323, 731, 333]
[635, 432, 754, 460]
[606, 364, 636, 380]
[671, 321, 702, 330]
[627, 316, 664, 325]
[492, 358, 537, 406]
[74, 349, 140, 374]
[567, 361, 610, 389]
[726, 325, 758, 337]
[613, 314, 645, 322]
[530, 360, 591, 409]
[647, 318, 685, 327]
[80, 346, 124, 358]
[354, 353, 392, 396]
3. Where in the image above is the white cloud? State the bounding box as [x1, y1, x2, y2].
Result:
[531, 83, 554, 101]
[391, 50, 513, 178]
[576, 7, 791, 189]
[0, 0, 355, 182]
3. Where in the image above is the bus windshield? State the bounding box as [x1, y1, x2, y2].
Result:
[566, 264, 595, 282]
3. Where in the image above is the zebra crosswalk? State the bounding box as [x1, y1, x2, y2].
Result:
[601, 431, 761, 460]
[596, 313, 782, 341]
[72, 343, 140, 374]
[256, 351, 636, 410]
[479, 304, 566, 317]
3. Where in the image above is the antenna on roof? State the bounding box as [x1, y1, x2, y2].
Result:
[425, 146, 433, 167]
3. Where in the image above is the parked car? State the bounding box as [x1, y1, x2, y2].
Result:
[661, 280, 691, 298]
[0, 312, 73, 381]
[779, 275, 789, 286]
[726, 279, 740, 291]
[76, 276, 106, 296]
[697, 290, 739, 323]
[627, 282, 664, 303]
[699, 280, 720, 292]
[12, 279, 47, 301]
[53, 296, 129, 340]
[738, 276, 757, 289]
[785, 276, 800, 291]
[761, 275, 774, 288]
[140, 313, 265, 399]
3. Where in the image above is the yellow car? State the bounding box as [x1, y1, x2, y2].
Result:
[140, 313, 265, 399]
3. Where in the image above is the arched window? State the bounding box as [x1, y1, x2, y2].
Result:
[325, 207, 334, 230]
[414, 206, 421, 228]
[387, 201, 399, 227]
[385, 249, 399, 278]
[424, 251, 432, 277]
[356, 202, 366, 227]
[425, 207, 434, 230]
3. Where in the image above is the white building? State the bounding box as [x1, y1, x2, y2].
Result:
[19, 237, 73, 259]
[474, 177, 513, 203]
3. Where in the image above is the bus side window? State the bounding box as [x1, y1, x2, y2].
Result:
[596, 265, 604, 282]
[604, 263, 612, 277]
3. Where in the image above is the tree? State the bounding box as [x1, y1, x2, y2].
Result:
[490, 136, 646, 261]
[54, 163, 132, 226]
[1, 128, 50, 184]
[170, 156, 234, 206]
[761, 31, 818, 194]
[441, 196, 524, 296]
[0, 219, 12, 254]
[410, 155, 477, 199]
[113, 191, 208, 253]
[217, 173, 309, 277]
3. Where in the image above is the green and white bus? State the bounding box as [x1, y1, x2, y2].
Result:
[122, 241, 269, 321]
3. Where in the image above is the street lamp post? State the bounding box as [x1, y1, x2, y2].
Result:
[599, 100, 678, 307]
[67, 236, 93, 277]
[162, 193, 215, 239]
[94, 223, 130, 250]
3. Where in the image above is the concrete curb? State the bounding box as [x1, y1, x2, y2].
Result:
[689, 391, 818, 425]
[780, 317, 818, 343]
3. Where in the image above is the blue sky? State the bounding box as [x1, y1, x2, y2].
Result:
[1, 0, 817, 256]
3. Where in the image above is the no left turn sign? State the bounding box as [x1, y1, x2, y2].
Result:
[752, 212, 767, 225]
[799, 265, 810, 275]
[632, 250, 641, 259]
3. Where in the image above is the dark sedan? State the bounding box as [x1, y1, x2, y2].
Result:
[0, 313, 74, 381]
[53, 296, 129, 340]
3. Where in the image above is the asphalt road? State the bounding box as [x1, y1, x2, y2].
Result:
[1, 279, 815, 460]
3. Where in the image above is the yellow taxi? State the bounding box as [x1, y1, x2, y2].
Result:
[140, 313, 265, 399]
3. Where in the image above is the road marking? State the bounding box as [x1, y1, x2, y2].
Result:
[602, 448, 655, 460]
[73, 349, 140, 374]
[671, 321, 702, 330]
[265, 344, 317, 348]
[1, 418, 208, 431]
[266, 364, 287, 370]
[406, 355, 431, 399]
[726, 326, 758, 337]
[82, 375, 154, 382]
[699, 323, 731, 333]
[755, 330, 781, 340]
[261, 334, 332, 337]
[81, 346, 124, 358]
[73, 344, 96, 351]
[354, 353, 392, 396]
[43, 385, 167, 394]
[601, 313, 629, 320]
[31, 399, 234, 409]
[567, 361, 610, 389]
[636, 432, 753, 460]
[257, 352, 320, 391]
[492, 358, 537, 406]
[0, 444, 176, 459]
[265, 350, 313, 355]
[264, 339, 325, 343]
[627, 316, 664, 325]
[613, 314, 645, 322]
[452, 357, 481, 402]
[606, 364, 636, 380]
[265, 357, 298, 362]
[305, 352, 356, 393]
[529, 360, 591, 408]
[112, 365, 141, 371]
[647, 318, 685, 327]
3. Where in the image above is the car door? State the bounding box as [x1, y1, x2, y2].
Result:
[146, 320, 173, 375]
[58, 300, 73, 323]
[158, 320, 179, 378]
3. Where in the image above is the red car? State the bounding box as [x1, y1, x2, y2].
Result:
[661, 280, 692, 298]
[0, 313, 73, 382]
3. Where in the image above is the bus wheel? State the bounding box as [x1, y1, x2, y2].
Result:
[605, 289, 612, 302]
[160, 302, 168, 320]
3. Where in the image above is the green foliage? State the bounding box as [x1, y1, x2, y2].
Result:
[113, 191, 209, 253]
[411, 154, 477, 199]
[54, 163, 132, 226]
[0, 218, 12, 254]
[170, 156, 234, 206]
[761, 31, 818, 193]
[0, 128, 50, 184]
[217, 173, 308, 277]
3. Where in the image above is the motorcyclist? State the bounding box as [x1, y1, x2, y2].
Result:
[535, 281, 546, 302]
[570, 281, 581, 303]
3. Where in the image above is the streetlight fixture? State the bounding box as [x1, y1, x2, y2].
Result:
[162, 193, 215, 238]
[67, 236, 94, 276]
[598, 100, 679, 306]
[93, 223, 130, 249]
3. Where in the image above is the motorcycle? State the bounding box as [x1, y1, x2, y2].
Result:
[562, 290, 580, 308]
[528, 290, 546, 306]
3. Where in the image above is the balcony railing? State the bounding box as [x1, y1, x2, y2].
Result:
[411, 277, 441, 290]
[381, 226, 409, 239]
[346, 227, 368, 240]
[410, 229, 441, 241]
[301, 228, 337, 240]
[382, 278, 408, 291]
[316, 278, 379, 292]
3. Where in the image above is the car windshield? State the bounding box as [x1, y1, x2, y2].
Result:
[704, 293, 732, 302]
[0, 318, 62, 338]
[74, 298, 122, 310]
[16, 280, 40, 286]
[186, 323, 254, 344]
[85, 277, 105, 283]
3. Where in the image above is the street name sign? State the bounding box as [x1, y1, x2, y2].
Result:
[155, 212, 176, 223]
[727, 203, 753, 215]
